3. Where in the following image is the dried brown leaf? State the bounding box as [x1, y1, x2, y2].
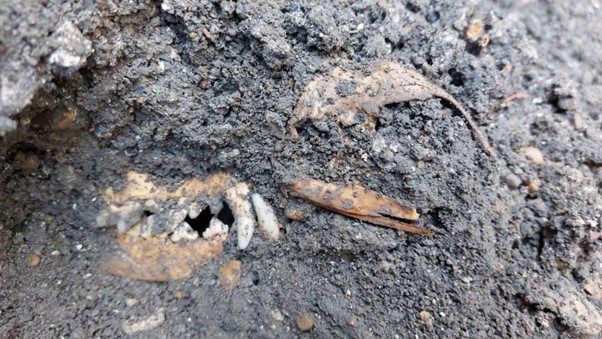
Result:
[289, 60, 496, 158]
[288, 178, 433, 236]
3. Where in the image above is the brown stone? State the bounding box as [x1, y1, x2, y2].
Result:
[296, 312, 315, 332]
[28, 254, 41, 267]
[219, 260, 242, 291]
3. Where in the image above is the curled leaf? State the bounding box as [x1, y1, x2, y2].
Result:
[287, 178, 433, 236]
[289, 60, 496, 158]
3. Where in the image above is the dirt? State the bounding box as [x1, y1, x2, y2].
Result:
[1, 0, 602, 337]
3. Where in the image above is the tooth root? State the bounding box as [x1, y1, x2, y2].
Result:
[225, 183, 256, 250]
[251, 193, 281, 241]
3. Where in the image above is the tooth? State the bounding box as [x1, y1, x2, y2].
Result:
[203, 217, 229, 240]
[170, 221, 199, 242]
[251, 193, 281, 241]
[225, 183, 255, 250]
[188, 202, 202, 219]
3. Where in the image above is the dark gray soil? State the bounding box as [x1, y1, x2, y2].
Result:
[2, 0, 602, 337]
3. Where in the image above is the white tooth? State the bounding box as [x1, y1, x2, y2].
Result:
[188, 202, 202, 219]
[225, 183, 256, 250]
[251, 193, 281, 241]
[168, 209, 189, 233]
[202, 218, 229, 240]
[170, 221, 199, 242]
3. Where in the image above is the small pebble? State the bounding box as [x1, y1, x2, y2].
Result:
[419, 310, 433, 326]
[527, 181, 539, 194]
[584, 278, 602, 299]
[349, 315, 359, 327]
[122, 308, 165, 334]
[573, 112, 583, 130]
[174, 290, 187, 299]
[51, 250, 60, 256]
[54, 110, 76, 130]
[504, 173, 522, 189]
[296, 312, 315, 332]
[285, 207, 307, 221]
[28, 254, 41, 267]
[271, 309, 284, 321]
[466, 19, 484, 42]
[520, 147, 545, 164]
[219, 260, 242, 291]
[14, 152, 40, 170]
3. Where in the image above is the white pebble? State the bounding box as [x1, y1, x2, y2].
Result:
[251, 193, 281, 241]
[271, 309, 284, 321]
[520, 147, 544, 165]
[122, 308, 165, 334]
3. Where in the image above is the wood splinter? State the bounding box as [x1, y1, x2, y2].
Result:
[287, 178, 434, 236]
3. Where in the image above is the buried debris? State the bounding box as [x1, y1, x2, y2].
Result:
[122, 307, 166, 335]
[288, 60, 496, 158]
[98, 171, 282, 281]
[287, 178, 433, 236]
[98, 171, 236, 236]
